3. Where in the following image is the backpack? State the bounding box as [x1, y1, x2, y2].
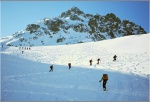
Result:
[103, 74, 108, 80]
[50, 65, 53, 69]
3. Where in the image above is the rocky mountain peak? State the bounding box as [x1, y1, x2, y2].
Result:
[4, 7, 147, 47]
[60, 7, 85, 18]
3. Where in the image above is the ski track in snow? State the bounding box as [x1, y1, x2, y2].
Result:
[0, 34, 149, 101]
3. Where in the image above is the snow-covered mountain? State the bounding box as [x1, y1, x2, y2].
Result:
[1, 34, 149, 101]
[1, 7, 147, 46]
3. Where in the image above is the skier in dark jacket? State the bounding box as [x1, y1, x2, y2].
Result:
[97, 58, 100, 64]
[68, 63, 71, 70]
[22, 51, 24, 54]
[99, 74, 108, 91]
[89, 59, 93, 66]
[113, 55, 117, 61]
[49, 65, 53, 72]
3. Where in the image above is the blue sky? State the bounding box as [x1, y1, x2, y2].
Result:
[1, 1, 149, 37]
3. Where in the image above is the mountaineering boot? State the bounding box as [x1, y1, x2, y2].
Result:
[103, 88, 106, 91]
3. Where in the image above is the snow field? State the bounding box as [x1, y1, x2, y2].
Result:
[1, 34, 149, 77]
[1, 54, 149, 101]
[0, 34, 150, 101]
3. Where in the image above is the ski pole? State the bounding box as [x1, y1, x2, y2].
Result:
[99, 81, 102, 91]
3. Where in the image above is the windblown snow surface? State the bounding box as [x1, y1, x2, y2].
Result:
[0, 34, 150, 101]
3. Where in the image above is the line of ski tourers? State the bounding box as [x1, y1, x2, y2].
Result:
[49, 55, 117, 91]
[1, 45, 116, 91]
[19, 47, 31, 54]
[1, 45, 31, 54]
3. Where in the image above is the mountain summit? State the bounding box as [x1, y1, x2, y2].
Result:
[60, 7, 85, 18]
[1, 7, 147, 46]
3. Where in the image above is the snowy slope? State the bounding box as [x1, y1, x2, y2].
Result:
[1, 34, 150, 101]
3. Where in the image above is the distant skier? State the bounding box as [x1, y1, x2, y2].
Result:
[22, 51, 24, 54]
[113, 55, 117, 61]
[97, 58, 100, 64]
[49, 65, 53, 72]
[2, 45, 3, 48]
[99, 74, 108, 91]
[68, 63, 71, 70]
[89, 59, 93, 66]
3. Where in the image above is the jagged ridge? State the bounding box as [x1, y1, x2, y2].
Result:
[6, 7, 147, 46]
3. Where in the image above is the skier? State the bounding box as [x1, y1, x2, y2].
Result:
[97, 58, 100, 64]
[2, 45, 3, 48]
[113, 55, 117, 61]
[99, 74, 108, 91]
[49, 65, 53, 72]
[89, 59, 93, 66]
[68, 63, 71, 70]
[22, 51, 24, 54]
